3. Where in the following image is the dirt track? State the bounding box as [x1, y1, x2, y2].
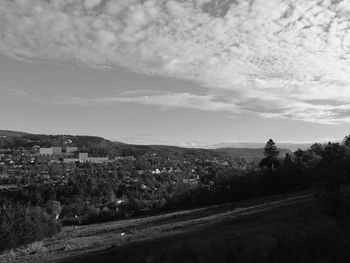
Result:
[0, 193, 312, 263]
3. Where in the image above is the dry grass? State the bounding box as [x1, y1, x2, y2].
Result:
[0, 192, 312, 263]
[0, 242, 49, 263]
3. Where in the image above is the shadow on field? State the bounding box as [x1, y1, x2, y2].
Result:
[59, 201, 350, 263]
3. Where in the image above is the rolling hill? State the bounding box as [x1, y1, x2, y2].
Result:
[0, 129, 30, 137]
[0, 129, 292, 160]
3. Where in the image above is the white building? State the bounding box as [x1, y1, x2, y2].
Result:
[51, 147, 62, 154]
[39, 147, 62, 155]
[63, 153, 108, 163]
[63, 158, 77, 163]
[87, 157, 109, 163]
[66, 147, 78, 153]
[39, 148, 53, 155]
[79, 153, 88, 162]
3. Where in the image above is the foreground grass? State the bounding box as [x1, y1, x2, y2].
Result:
[0, 193, 310, 263]
[63, 200, 350, 263]
[137, 225, 349, 263]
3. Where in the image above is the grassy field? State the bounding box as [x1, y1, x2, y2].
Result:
[1, 191, 348, 263]
[60, 198, 350, 263]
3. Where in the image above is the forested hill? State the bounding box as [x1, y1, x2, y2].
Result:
[0, 129, 30, 137]
[0, 129, 291, 160]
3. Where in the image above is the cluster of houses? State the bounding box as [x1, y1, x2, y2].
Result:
[148, 167, 182, 175]
[0, 150, 37, 166]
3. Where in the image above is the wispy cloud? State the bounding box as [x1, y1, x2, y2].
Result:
[0, 87, 30, 97]
[52, 92, 241, 113]
[1, 0, 350, 123]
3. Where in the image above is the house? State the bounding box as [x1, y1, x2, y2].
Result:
[88, 157, 109, 163]
[65, 147, 78, 154]
[0, 174, 9, 179]
[152, 169, 161, 174]
[140, 184, 148, 190]
[182, 178, 199, 185]
[117, 199, 125, 205]
[63, 158, 78, 163]
[40, 171, 50, 180]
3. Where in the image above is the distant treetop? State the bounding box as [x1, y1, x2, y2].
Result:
[343, 135, 350, 147]
[264, 139, 279, 160]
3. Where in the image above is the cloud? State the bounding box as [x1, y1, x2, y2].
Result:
[52, 91, 241, 113]
[1, 0, 350, 123]
[0, 87, 30, 97]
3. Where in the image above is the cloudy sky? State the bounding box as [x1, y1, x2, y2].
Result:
[1, 0, 350, 147]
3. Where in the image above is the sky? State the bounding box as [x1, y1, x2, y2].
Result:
[0, 0, 350, 147]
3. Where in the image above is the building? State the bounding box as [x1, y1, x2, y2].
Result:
[79, 153, 88, 162]
[51, 147, 62, 154]
[66, 147, 78, 154]
[0, 174, 9, 179]
[182, 178, 199, 185]
[63, 153, 108, 164]
[87, 157, 109, 163]
[39, 148, 53, 155]
[152, 169, 161, 174]
[39, 147, 62, 155]
[63, 158, 77, 164]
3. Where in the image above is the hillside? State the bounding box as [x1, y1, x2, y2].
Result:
[0, 129, 30, 137]
[0, 129, 292, 160]
[58, 193, 347, 263]
[3, 192, 348, 263]
[0, 192, 315, 263]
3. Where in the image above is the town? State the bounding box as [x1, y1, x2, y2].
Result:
[0, 144, 250, 187]
[0, 133, 255, 227]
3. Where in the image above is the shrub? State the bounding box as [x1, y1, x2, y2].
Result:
[0, 202, 61, 253]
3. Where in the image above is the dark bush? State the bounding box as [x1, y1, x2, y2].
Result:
[0, 202, 61, 252]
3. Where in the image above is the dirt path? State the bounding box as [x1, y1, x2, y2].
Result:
[0, 193, 312, 263]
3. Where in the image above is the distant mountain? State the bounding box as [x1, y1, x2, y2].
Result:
[210, 142, 313, 152]
[213, 147, 292, 161]
[0, 129, 30, 137]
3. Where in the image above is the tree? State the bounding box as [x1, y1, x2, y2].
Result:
[293, 148, 304, 162]
[264, 139, 279, 160]
[314, 143, 350, 229]
[259, 157, 280, 171]
[343, 135, 350, 147]
[310, 143, 323, 155]
[261, 139, 280, 170]
[314, 164, 349, 229]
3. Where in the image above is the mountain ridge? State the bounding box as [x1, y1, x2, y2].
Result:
[0, 129, 30, 137]
[0, 129, 294, 159]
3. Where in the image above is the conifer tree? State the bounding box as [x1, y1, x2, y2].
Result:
[264, 139, 279, 160]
